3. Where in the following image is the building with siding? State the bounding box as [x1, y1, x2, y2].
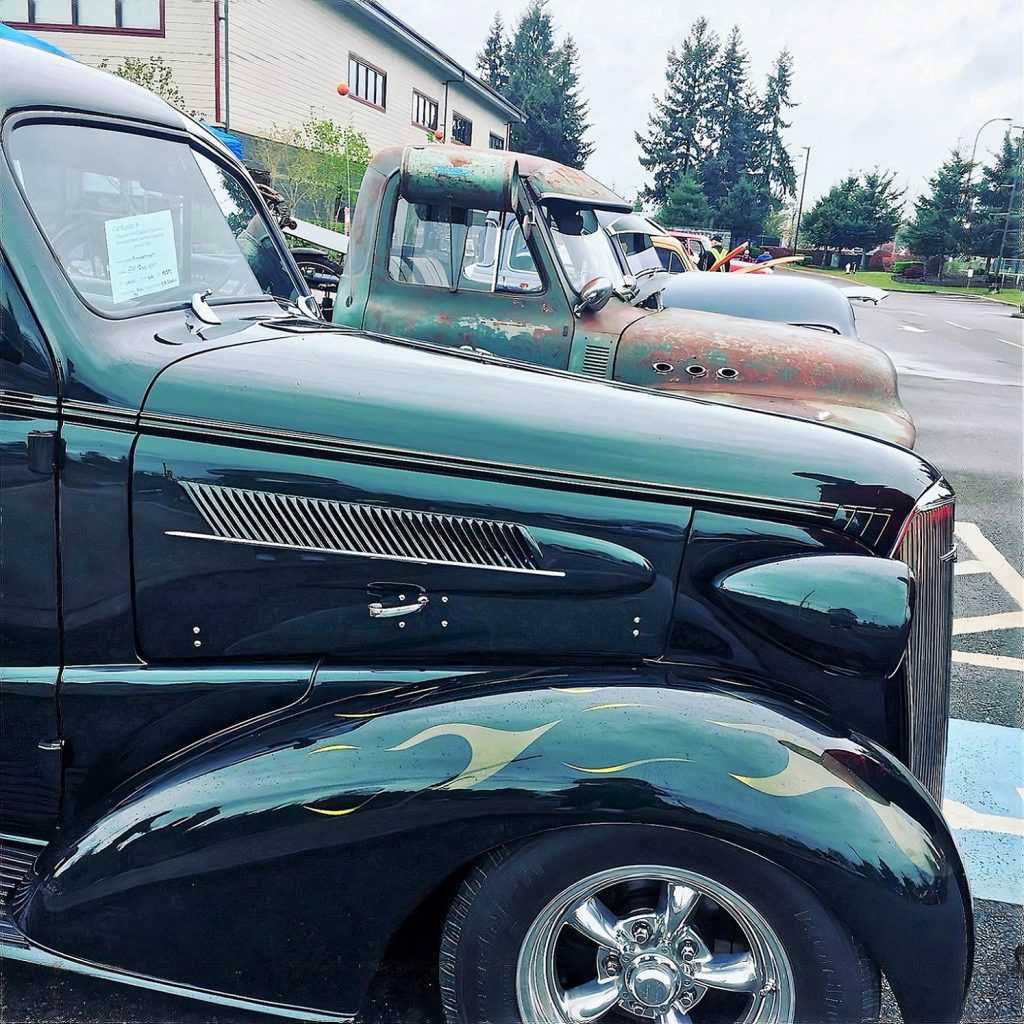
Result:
[2, 0, 524, 155]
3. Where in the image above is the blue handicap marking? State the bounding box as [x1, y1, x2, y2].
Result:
[943, 718, 1024, 905]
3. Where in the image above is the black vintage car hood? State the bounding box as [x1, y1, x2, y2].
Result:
[140, 328, 938, 539]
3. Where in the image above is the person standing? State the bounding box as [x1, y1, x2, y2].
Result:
[700, 235, 728, 272]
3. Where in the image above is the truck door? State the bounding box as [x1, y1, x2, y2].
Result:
[362, 181, 574, 368]
[0, 256, 62, 838]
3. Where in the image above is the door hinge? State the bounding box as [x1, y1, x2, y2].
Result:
[27, 430, 64, 474]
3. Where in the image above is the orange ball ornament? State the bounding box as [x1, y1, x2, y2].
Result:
[336, 82, 349, 96]
[433, 129, 443, 140]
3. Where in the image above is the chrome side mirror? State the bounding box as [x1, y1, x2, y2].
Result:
[574, 277, 614, 316]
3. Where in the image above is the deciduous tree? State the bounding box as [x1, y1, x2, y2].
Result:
[99, 56, 201, 118]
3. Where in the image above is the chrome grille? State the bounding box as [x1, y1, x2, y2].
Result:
[897, 498, 955, 801]
[0, 838, 38, 945]
[172, 481, 552, 575]
[581, 344, 611, 378]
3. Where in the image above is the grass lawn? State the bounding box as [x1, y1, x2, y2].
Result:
[793, 266, 1023, 308]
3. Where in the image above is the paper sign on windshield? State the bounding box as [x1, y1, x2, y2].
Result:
[104, 210, 179, 304]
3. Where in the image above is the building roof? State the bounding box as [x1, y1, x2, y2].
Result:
[341, 0, 526, 124]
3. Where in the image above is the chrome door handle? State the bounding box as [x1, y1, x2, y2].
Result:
[368, 595, 429, 618]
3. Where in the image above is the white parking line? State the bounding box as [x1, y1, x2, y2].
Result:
[953, 650, 1024, 672]
[943, 797, 1024, 838]
[899, 325, 928, 333]
[944, 720, 1023, 904]
[945, 321, 972, 330]
[956, 522, 1024, 606]
[953, 610, 1024, 635]
[995, 337, 1024, 351]
[954, 559, 987, 575]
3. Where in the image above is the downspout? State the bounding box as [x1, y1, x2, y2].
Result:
[213, 0, 221, 123]
[441, 77, 458, 141]
[221, 0, 231, 131]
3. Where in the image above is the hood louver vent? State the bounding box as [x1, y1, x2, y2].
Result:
[581, 344, 611, 378]
[171, 481, 552, 575]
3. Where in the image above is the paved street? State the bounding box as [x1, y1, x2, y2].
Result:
[2, 290, 1021, 1024]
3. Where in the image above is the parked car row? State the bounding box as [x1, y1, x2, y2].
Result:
[0, 40, 970, 1024]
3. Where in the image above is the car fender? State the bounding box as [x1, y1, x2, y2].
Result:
[24, 667, 970, 1021]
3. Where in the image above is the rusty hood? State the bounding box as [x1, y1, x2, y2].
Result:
[612, 305, 915, 447]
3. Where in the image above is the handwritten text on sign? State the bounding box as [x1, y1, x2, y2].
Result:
[104, 210, 179, 304]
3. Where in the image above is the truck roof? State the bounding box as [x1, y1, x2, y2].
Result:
[370, 144, 633, 213]
[0, 37, 188, 132]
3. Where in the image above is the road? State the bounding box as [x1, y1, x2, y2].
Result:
[1, 291, 1021, 1024]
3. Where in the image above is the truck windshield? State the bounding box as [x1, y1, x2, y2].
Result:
[541, 201, 627, 294]
[7, 122, 298, 316]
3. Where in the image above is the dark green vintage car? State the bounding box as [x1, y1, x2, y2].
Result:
[0, 41, 969, 1024]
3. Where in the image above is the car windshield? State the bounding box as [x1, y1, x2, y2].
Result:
[7, 122, 298, 316]
[541, 201, 627, 293]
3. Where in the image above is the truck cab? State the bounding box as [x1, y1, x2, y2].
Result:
[334, 146, 915, 446]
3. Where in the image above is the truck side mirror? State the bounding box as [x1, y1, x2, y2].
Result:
[574, 277, 614, 316]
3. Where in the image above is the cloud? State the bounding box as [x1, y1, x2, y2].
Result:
[384, 0, 1022, 205]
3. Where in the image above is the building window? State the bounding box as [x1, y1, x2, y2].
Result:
[0, 0, 163, 32]
[348, 53, 386, 110]
[451, 112, 472, 146]
[412, 90, 438, 131]
[488, 133, 505, 150]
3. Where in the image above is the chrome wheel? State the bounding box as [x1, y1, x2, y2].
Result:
[516, 865, 794, 1024]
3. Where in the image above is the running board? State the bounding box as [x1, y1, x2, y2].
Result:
[0, 836, 353, 1023]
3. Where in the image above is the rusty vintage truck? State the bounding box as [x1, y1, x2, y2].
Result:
[331, 146, 915, 447]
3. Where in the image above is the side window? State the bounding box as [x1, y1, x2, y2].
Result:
[389, 200, 542, 294]
[0, 256, 57, 396]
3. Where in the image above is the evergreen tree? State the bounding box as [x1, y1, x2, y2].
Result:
[904, 149, 973, 266]
[752, 49, 797, 206]
[553, 34, 594, 168]
[716, 173, 770, 239]
[858, 169, 905, 248]
[971, 130, 1022, 262]
[503, 0, 592, 168]
[657, 171, 712, 228]
[636, 18, 719, 204]
[801, 171, 903, 250]
[701, 27, 757, 212]
[476, 13, 510, 92]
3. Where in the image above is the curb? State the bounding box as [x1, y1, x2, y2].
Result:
[789, 268, 1022, 308]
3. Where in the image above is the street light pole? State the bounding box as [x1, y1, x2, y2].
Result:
[963, 116, 1012, 242]
[793, 146, 810, 251]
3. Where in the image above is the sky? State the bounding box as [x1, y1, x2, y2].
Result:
[384, 0, 1023, 211]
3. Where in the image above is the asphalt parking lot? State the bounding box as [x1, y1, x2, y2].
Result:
[1, 289, 1021, 1024]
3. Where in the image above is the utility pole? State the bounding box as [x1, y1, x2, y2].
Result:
[792, 146, 810, 251]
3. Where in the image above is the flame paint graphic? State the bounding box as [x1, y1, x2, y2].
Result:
[712, 721, 941, 873]
[563, 757, 691, 774]
[388, 721, 560, 790]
